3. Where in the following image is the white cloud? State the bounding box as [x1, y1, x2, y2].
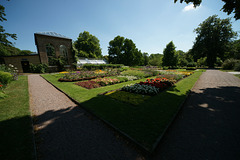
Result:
[182, 4, 196, 12]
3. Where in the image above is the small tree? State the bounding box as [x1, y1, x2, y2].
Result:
[74, 31, 102, 58]
[108, 36, 143, 66]
[162, 41, 177, 67]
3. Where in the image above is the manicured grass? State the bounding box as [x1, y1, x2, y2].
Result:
[234, 74, 240, 78]
[0, 76, 34, 160]
[42, 71, 203, 151]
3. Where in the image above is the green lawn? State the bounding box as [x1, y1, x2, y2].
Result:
[0, 76, 34, 160]
[234, 74, 240, 78]
[42, 71, 203, 151]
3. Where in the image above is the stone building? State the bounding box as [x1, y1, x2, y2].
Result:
[1, 32, 74, 72]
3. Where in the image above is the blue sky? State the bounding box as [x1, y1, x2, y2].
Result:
[1, 0, 239, 55]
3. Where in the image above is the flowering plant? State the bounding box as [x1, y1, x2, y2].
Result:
[74, 81, 101, 89]
[93, 77, 120, 86]
[122, 83, 159, 95]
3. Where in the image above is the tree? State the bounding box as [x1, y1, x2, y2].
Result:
[162, 41, 177, 67]
[174, 0, 240, 20]
[0, 3, 17, 56]
[142, 52, 150, 66]
[73, 31, 102, 58]
[149, 53, 163, 66]
[192, 15, 237, 67]
[108, 36, 143, 66]
[176, 50, 188, 67]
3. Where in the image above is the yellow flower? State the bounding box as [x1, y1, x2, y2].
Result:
[59, 71, 69, 74]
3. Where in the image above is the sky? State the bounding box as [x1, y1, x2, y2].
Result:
[1, 0, 239, 56]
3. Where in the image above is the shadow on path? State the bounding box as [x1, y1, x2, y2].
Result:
[152, 85, 240, 160]
[34, 105, 143, 160]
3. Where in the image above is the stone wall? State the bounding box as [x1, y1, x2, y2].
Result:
[3, 55, 40, 73]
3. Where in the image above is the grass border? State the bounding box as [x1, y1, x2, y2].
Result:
[40, 71, 204, 154]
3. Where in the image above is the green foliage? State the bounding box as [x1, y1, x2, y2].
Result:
[192, 15, 237, 67]
[142, 52, 150, 66]
[222, 58, 238, 70]
[74, 31, 102, 58]
[82, 64, 124, 70]
[108, 36, 143, 66]
[121, 70, 150, 79]
[176, 50, 188, 67]
[197, 57, 207, 67]
[0, 71, 12, 85]
[187, 62, 197, 67]
[106, 90, 150, 105]
[149, 53, 163, 66]
[29, 63, 49, 73]
[234, 61, 240, 71]
[162, 41, 177, 67]
[174, 0, 240, 20]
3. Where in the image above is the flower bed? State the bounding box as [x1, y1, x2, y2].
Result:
[75, 77, 122, 89]
[58, 70, 119, 82]
[106, 90, 150, 105]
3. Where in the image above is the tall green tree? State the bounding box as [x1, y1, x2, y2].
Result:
[176, 50, 188, 67]
[174, 0, 240, 20]
[162, 41, 177, 67]
[0, 3, 17, 56]
[74, 31, 102, 58]
[108, 36, 143, 66]
[192, 15, 237, 67]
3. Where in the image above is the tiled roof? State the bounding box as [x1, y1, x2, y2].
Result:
[35, 32, 71, 39]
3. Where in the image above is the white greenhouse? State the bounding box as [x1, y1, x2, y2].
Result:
[77, 58, 107, 67]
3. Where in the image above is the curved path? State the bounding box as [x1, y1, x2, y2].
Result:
[28, 74, 142, 160]
[152, 70, 240, 159]
[28, 70, 240, 160]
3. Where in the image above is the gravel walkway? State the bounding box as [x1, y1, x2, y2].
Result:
[152, 70, 240, 160]
[28, 74, 142, 160]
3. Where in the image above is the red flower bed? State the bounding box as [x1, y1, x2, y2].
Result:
[139, 77, 174, 90]
[75, 81, 101, 89]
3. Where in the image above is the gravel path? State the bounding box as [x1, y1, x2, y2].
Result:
[152, 70, 240, 160]
[28, 74, 142, 160]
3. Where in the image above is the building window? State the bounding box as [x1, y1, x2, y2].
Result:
[46, 44, 56, 66]
[60, 45, 69, 64]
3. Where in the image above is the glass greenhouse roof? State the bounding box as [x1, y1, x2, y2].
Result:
[35, 32, 71, 39]
[77, 59, 107, 66]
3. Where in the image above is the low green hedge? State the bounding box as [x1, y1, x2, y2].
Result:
[0, 71, 13, 85]
[82, 64, 124, 70]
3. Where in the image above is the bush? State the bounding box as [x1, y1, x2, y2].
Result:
[30, 63, 49, 73]
[82, 64, 124, 70]
[0, 71, 13, 85]
[234, 61, 240, 71]
[187, 62, 197, 67]
[222, 59, 238, 70]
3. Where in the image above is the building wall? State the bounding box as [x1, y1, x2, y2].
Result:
[34, 34, 74, 66]
[3, 55, 40, 73]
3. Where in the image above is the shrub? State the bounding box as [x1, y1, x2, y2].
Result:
[82, 64, 124, 70]
[0, 64, 18, 80]
[222, 59, 238, 70]
[121, 70, 151, 79]
[30, 63, 49, 73]
[0, 71, 13, 85]
[234, 61, 240, 71]
[187, 62, 197, 67]
[122, 84, 159, 95]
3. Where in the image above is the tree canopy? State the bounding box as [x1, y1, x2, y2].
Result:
[191, 15, 237, 67]
[73, 31, 102, 59]
[108, 36, 143, 66]
[162, 41, 177, 67]
[174, 0, 240, 20]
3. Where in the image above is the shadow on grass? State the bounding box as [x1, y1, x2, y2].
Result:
[152, 86, 240, 159]
[0, 116, 35, 160]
